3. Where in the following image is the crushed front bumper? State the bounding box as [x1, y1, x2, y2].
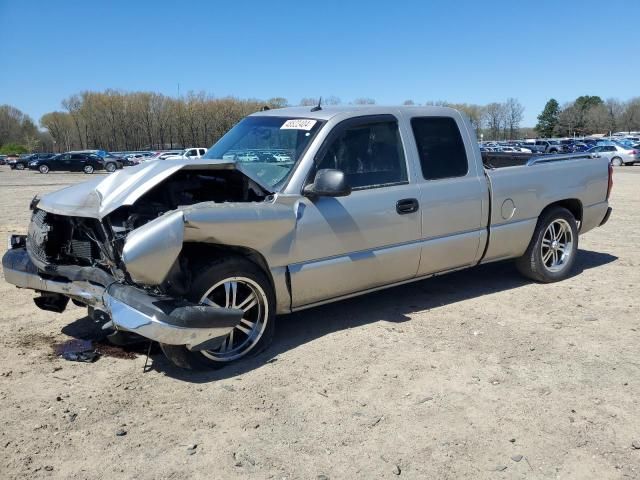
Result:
[2, 244, 242, 351]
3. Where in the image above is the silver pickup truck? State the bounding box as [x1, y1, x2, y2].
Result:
[2, 106, 613, 369]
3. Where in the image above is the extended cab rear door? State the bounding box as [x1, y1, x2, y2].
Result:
[407, 114, 487, 275]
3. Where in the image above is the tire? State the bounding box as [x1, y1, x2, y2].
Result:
[16, 163, 25, 170]
[38, 164, 49, 174]
[105, 162, 116, 173]
[611, 157, 622, 167]
[515, 206, 579, 283]
[83, 164, 94, 174]
[160, 255, 276, 370]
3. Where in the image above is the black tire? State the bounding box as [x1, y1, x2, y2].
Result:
[38, 164, 49, 174]
[515, 207, 579, 283]
[105, 162, 116, 173]
[16, 163, 25, 170]
[83, 164, 94, 174]
[611, 157, 622, 167]
[160, 255, 276, 370]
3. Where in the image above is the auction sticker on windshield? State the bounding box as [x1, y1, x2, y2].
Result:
[280, 119, 317, 130]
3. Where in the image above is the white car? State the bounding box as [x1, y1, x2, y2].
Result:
[163, 147, 208, 160]
[144, 151, 184, 162]
[589, 145, 639, 166]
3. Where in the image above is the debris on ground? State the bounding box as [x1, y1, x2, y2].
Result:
[53, 339, 99, 362]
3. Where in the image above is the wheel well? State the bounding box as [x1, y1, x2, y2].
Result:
[180, 243, 275, 290]
[541, 198, 583, 224]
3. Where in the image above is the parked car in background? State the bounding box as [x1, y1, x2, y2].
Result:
[4, 154, 19, 165]
[163, 147, 208, 160]
[0, 155, 7, 165]
[122, 153, 146, 166]
[588, 145, 638, 166]
[8, 153, 56, 170]
[536, 140, 561, 153]
[28, 152, 123, 174]
[143, 150, 184, 162]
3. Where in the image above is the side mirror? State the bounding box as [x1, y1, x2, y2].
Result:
[303, 169, 351, 197]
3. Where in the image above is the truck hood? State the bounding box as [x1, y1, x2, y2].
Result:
[36, 159, 263, 219]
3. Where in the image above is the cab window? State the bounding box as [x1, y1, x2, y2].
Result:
[411, 117, 468, 180]
[315, 115, 407, 189]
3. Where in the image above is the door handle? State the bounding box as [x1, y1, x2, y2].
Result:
[396, 198, 419, 214]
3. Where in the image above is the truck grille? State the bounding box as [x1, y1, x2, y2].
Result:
[26, 209, 52, 263]
[26, 209, 103, 266]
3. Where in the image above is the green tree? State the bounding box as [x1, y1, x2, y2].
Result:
[535, 99, 560, 137]
[0, 142, 28, 154]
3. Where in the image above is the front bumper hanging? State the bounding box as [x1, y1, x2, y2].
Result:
[2, 241, 242, 351]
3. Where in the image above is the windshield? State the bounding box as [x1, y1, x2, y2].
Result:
[203, 116, 324, 190]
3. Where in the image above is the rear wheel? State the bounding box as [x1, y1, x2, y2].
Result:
[516, 207, 578, 283]
[83, 164, 94, 174]
[611, 157, 622, 167]
[38, 164, 49, 174]
[160, 256, 275, 370]
[105, 162, 116, 173]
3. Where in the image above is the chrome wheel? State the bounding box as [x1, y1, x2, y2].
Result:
[83, 165, 94, 174]
[199, 277, 269, 362]
[611, 157, 622, 167]
[105, 162, 116, 172]
[39, 164, 49, 174]
[541, 219, 574, 273]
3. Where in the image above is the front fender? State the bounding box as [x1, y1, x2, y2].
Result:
[122, 210, 185, 285]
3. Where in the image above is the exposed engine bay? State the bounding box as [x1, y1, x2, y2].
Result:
[28, 169, 270, 277]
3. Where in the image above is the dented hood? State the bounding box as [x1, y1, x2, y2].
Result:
[36, 160, 259, 219]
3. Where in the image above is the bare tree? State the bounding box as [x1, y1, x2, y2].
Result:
[299, 97, 318, 106]
[505, 98, 524, 140]
[620, 98, 640, 132]
[353, 98, 376, 105]
[484, 102, 507, 140]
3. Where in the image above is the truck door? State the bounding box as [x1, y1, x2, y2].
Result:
[290, 115, 422, 307]
[409, 116, 486, 275]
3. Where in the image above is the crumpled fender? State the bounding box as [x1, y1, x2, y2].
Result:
[122, 210, 185, 285]
[121, 199, 297, 286]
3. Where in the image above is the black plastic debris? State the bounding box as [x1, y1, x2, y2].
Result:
[53, 339, 100, 363]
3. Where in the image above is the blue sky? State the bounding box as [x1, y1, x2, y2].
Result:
[1, 0, 638, 126]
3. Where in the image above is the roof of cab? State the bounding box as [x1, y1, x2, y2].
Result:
[249, 105, 461, 121]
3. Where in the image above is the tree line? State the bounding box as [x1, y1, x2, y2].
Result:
[1, 91, 638, 155]
[1, 91, 526, 152]
[0, 105, 48, 154]
[535, 96, 640, 138]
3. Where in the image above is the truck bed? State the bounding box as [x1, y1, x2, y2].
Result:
[481, 154, 610, 263]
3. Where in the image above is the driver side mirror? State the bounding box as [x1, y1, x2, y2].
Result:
[303, 169, 351, 197]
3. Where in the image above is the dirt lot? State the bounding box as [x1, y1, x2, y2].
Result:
[0, 166, 638, 479]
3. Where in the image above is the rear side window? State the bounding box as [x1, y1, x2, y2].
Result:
[411, 117, 468, 180]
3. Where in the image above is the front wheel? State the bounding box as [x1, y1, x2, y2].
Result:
[160, 256, 275, 370]
[515, 207, 578, 283]
[38, 164, 49, 174]
[611, 157, 622, 167]
[105, 162, 116, 173]
[83, 164, 94, 174]
[16, 163, 25, 170]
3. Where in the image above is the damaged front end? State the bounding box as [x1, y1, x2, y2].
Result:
[3, 161, 276, 351]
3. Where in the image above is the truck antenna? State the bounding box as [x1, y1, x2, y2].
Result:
[310, 97, 322, 112]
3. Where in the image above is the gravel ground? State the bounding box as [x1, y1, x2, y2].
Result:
[0, 166, 638, 479]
